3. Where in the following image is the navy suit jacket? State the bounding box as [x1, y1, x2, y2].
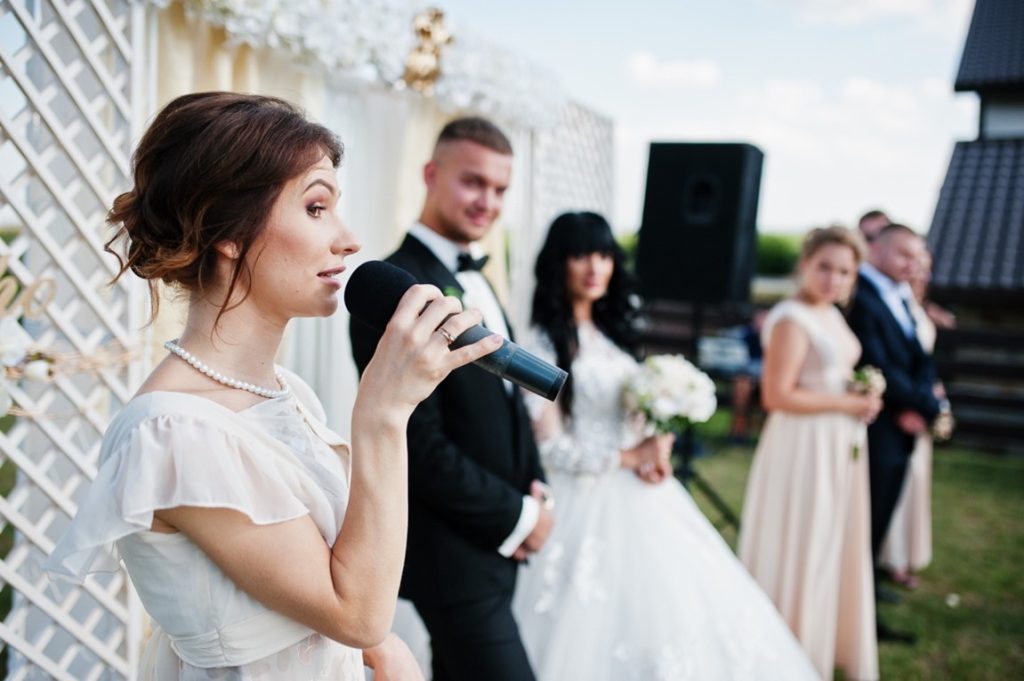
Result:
[349, 234, 544, 607]
[846, 274, 940, 458]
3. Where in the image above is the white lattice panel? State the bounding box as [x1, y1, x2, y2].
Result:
[0, 0, 147, 678]
[506, 101, 615, 331]
[530, 101, 615, 232]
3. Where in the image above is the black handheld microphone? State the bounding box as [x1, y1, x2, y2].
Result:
[345, 260, 567, 401]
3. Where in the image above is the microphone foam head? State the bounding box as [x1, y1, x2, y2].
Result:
[344, 260, 419, 331]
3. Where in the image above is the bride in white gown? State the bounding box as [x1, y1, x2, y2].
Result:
[511, 212, 818, 681]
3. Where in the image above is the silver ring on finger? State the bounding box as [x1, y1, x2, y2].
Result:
[436, 327, 456, 345]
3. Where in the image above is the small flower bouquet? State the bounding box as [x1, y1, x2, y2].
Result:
[933, 401, 955, 441]
[849, 365, 886, 460]
[623, 354, 717, 433]
[850, 366, 887, 398]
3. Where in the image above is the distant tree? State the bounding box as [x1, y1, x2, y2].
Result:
[617, 231, 639, 269]
[756, 233, 801, 276]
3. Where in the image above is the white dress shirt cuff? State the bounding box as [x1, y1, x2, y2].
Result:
[497, 495, 540, 557]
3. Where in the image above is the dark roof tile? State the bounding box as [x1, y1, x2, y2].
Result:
[928, 139, 1024, 295]
[955, 0, 1024, 92]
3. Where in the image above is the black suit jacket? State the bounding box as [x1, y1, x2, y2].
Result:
[846, 273, 940, 457]
[349, 234, 544, 607]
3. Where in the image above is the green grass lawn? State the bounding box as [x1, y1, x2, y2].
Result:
[685, 413, 1024, 680]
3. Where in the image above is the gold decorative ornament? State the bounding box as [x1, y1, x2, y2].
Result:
[0, 254, 57, 319]
[2, 344, 138, 380]
[2, 340, 140, 418]
[403, 7, 452, 95]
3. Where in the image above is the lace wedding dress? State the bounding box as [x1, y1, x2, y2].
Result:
[512, 322, 818, 681]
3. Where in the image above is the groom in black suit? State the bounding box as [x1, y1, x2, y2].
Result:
[350, 117, 551, 680]
[846, 223, 940, 641]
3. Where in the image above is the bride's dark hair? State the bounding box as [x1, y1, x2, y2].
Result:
[531, 211, 639, 417]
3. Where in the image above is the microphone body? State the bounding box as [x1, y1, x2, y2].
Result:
[345, 261, 567, 401]
[446, 324, 567, 401]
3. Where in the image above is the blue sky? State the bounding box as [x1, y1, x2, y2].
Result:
[439, 0, 979, 234]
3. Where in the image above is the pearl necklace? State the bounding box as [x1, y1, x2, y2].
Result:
[164, 339, 290, 399]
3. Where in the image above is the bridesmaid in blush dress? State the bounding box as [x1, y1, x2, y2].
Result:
[738, 226, 882, 681]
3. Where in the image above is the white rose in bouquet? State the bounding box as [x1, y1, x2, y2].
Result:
[624, 355, 717, 433]
[848, 365, 886, 460]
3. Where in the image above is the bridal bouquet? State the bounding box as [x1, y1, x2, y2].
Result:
[623, 354, 717, 434]
[849, 365, 886, 460]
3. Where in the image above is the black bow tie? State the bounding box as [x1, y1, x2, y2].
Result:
[457, 253, 489, 273]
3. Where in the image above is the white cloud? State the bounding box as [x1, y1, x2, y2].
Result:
[920, 76, 952, 98]
[770, 0, 973, 37]
[779, 0, 929, 25]
[612, 74, 978, 234]
[627, 51, 722, 87]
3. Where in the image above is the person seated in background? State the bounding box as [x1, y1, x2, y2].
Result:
[729, 308, 768, 444]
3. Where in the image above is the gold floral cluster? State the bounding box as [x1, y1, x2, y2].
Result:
[403, 7, 452, 95]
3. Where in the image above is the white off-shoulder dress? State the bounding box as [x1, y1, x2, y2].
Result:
[44, 368, 364, 680]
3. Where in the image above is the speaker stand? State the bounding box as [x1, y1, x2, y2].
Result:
[674, 303, 741, 533]
[676, 424, 741, 532]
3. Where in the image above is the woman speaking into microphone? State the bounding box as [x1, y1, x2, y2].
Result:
[45, 92, 500, 680]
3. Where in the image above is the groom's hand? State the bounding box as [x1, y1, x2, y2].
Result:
[513, 481, 555, 561]
[896, 410, 927, 435]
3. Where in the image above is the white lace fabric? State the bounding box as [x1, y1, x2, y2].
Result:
[524, 322, 643, 476]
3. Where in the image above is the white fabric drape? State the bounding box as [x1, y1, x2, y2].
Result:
[282, 84, 445, 436]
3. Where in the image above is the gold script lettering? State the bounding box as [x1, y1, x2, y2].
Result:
[19, 278, 57, 318]
[0, 277, 17, 316]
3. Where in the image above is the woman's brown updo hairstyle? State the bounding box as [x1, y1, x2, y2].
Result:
[105, 91, 344, 322]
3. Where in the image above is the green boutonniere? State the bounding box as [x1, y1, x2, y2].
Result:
[443, 286, 464, 304]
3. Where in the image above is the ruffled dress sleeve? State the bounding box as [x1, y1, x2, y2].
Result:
[43, 393, 322, 583]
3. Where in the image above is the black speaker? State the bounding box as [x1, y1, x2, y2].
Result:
[636, 142, 763, 304]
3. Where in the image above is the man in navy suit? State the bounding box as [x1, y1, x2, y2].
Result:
[351, 118, 551, 680]
[847, 223, 941, 642]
